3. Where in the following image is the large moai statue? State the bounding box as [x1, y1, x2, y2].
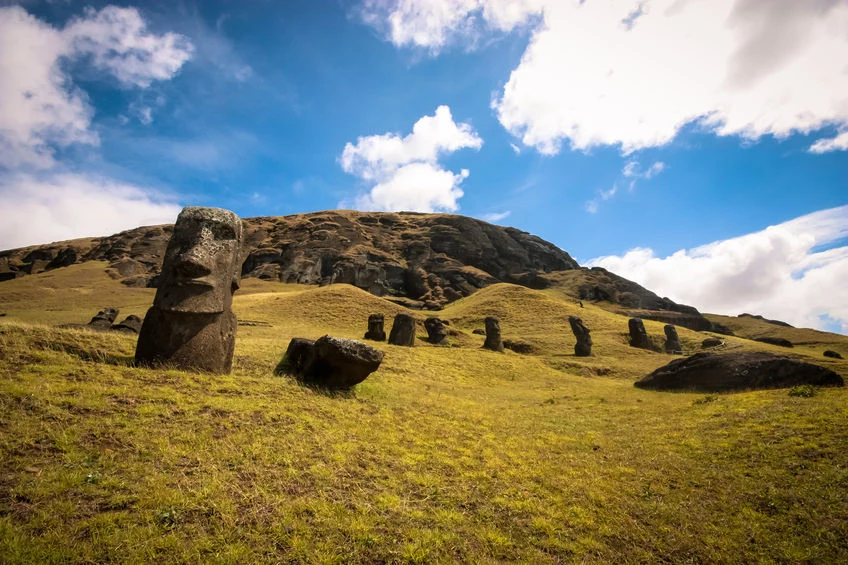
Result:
[364, 314, 386, 341]
[628, 317, 651, 350]
[664, 324, 682, 354]
[568, 315, 592, 356]
[388, 313, 416, 346]
[483, 316, 504, 352]
[135, 207, 244, 373]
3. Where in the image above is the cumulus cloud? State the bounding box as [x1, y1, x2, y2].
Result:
[0, 173, 181, 249]
[587, 205, 848, 333]
[809, 131, 848, 154]
[359, 0, 848, 154]
[340, 105, 483, 212]
[0, 5, 193, 168]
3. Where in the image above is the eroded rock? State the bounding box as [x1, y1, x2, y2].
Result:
[276, 336, 383, 388]
[635, 352, 844, 392]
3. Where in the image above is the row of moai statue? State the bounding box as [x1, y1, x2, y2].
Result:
[629, 317, 682, 354]
[128, 206, 683, 375]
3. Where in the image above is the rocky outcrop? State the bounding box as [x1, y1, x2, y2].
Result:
[388, 313, 416, 346]
[0, 211, 578, 308]
[568, 316, 592, 357]
[824, 350, 844, 359]
[483, 316, 504, 352]
[701, 337, 723, 349]
[739, 313, 793, 328]
[635, 352, 844, 392]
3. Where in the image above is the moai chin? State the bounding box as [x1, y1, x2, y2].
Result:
[135, 207, 244, 373]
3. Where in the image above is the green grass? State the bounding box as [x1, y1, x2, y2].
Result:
[1, 265, 847, 563]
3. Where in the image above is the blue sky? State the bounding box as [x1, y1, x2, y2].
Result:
[0, 0, 846, 332]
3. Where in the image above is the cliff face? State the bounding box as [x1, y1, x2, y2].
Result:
[0, 210, 579, 308]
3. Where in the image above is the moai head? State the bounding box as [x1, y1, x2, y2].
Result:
[154, 207, 244, 314]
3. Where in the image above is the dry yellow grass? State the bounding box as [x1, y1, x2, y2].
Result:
[1, 264, 847, 563]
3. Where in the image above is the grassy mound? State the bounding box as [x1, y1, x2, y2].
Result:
[1, 266, 847, 563]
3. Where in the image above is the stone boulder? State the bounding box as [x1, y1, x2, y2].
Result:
[568, 316, 592, 357]
[628, 317, 651, 350]
[276, 336, 384, 388]
[664, 324, 682, 354]
[112, 315, 142, 334]
[483, 316, 504, 352]
[364, 313, 386, 341]
[635, 351, 844, 392]
[472, 328, 485, 335]
[89, 308, 119, 330]
[388, 313, 416, 346]
[824, 350, 844, 359]
[424, 317, 448, 344]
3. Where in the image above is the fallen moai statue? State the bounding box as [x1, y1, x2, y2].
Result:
[635, 351, 844, 392]
[276, 335, 384, 388]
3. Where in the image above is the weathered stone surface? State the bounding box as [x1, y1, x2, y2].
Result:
[739, 313, 793, 327]
[568, 316, 592, 356]
[388, 313, 416, 346]
[472, 328, 485, 335]
[276, 337, 316, 375]
[135, 207, 244, 373]
[754, 336, 793, 348]
[635, 352, 844, 392]
[89, 308, 119, 330]
[424, 317, 448, 344]
[276, 336, 383, 388]
[701, 337, 723, 349]
[46, 248, 77, 270]
[364, 314, 386, 341]
[628, 318, 651, 350]
[664, 324, 682, 354]
[483, 316, 504, 352]
[112, 315, 142, 334]
[824, 350, 844, 359]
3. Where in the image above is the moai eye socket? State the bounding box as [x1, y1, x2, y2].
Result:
[210, 222, 237, 241]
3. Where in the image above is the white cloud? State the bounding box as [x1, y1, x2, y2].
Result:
[482, 210, 511, 223]
[360, 0, 848, 154]
[0, 173, 181, 249]
[587, 205, 848, 333]
[586, 159, 664, 212]
[341, 106, 483, 212]
[0, 5, 193, 168]
[809, 131, 848, 154]
[509, 142, 521, 154]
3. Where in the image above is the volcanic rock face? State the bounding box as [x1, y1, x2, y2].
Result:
[635, 352, 844, 392]
[364, 314, 386, 341]
[388, 313, 416, 346]
[568, 316, 592, 357]
[483, 316, 504, 352]
[1, 211, 578, 308]
[135, 207, 244, 374]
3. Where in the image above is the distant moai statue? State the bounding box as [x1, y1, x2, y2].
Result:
[568, 316, 592, 356]
[664, 324, 682, 354]
[628, 317, 651, 350]
[89, 307, 119, 330]
[424, 317, 448, 344]
[364, 314, 386, 341]
[483, 316, 504, 352]
[135, 207, 244, 373]
[388, 313, 416, 346]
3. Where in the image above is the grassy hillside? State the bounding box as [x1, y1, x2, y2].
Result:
[1, 265, 847, 563]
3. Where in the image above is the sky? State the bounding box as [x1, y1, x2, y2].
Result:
[0, 0, 846, 333]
